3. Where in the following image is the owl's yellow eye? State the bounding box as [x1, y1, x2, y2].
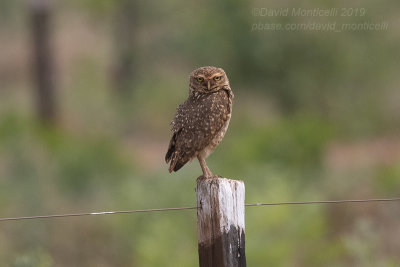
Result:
[196, 77, 204, 82]
[214, 76, 222, 81]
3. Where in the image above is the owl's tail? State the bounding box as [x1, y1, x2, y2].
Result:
[166, 149, 188, 173]
[165, 132, 177, 165]
[165, 131, 189, 172]
[168, 152, 187, 173]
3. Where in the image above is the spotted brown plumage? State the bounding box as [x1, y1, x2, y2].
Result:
[165, 66, 234, 179]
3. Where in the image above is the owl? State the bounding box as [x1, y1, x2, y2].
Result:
[165, 66, 234, 179]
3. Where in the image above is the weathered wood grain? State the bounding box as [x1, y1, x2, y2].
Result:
[197, 177, 246, 267]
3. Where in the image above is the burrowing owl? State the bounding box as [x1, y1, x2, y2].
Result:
[165, 66, 234, 179]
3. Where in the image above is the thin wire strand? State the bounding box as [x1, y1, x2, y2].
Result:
[1, 197, 400, 222]
[245, 197, 400, 207]
[0, 206, 198, 222]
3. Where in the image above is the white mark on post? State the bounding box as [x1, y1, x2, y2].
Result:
[218, 179, 245, 233]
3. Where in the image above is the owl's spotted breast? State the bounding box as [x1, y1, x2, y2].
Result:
[172, 89, 232, 150]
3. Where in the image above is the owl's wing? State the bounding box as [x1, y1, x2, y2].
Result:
[166, 90, 231, 172]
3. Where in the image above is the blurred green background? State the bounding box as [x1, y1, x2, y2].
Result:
[1, 0, 400, 266]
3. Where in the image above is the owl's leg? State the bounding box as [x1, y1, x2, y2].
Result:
[197, 155, 213, 179]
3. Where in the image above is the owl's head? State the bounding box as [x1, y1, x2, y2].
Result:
[189, 66, 230, 96]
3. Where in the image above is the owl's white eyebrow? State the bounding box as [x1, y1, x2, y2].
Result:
[210, 73, 223, 78]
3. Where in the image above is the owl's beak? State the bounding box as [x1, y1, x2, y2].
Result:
[207, 81, 210, 90]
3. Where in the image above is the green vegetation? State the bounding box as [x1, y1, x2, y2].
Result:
[1, 0, 400, 266]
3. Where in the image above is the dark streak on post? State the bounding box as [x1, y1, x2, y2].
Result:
[198, 227, 246, 267]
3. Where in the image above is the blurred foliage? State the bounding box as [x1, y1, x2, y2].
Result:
[0, 0, 400, 266]
[223, 114, 334, 168]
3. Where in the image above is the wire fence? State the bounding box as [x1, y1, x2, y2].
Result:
[1, 197, 399, 222]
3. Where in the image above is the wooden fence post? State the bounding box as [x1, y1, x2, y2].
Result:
[196, 177, 246, 267]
